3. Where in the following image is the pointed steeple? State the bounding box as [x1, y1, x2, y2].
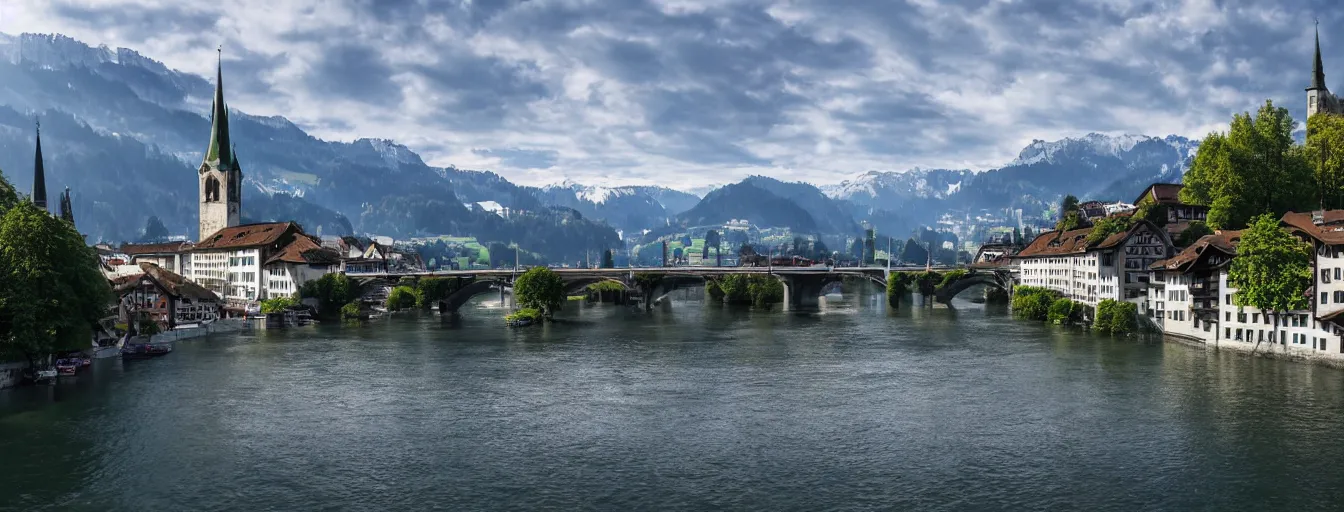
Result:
[1311, 20, 1329, 92]
[204, 46, 234, 170]
[59, 187, 74, 224]
[32, 118, 46, 209]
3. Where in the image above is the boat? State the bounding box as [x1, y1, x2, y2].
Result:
[54, 358, 80, 376]
[27, 367, 58, 384]
[121, 336, 173, 360]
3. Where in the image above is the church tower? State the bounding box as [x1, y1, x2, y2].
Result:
[32, 120, 46, 210]
[199, 48, 242, 241]
[1309, 21, 1332, 118]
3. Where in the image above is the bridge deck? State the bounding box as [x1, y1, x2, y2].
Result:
[348, 266, 964, 279]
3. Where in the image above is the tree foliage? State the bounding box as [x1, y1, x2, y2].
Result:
[1085, 215, 1135, 245]
[1094, 299, 1137, 336]
[1305, 112, 1344, 210]
[300, 273, 362, 318]
[1176, 221, 1214, 247]
[141, 215, 170, 242]
[1011, 286, 1058, 321]
[705, 274, 784, 308]
[1134, 201, 1167, 227]
[1048, 298, 1085, 325]
[0, 202, 113, 365]
[514, 266, 565, 316]
[414, 277, 460, 308]
[1181, 100, 1314, 229]
[1229, 213, 1312, 314]
[260, 296, 298, 314]
[887, 272, 912, 308]
[0, 168, 18, 215]
[385, 286, 420, 312]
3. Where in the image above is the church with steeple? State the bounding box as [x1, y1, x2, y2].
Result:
[199, 48, 243, 242]
[1308, 22, 1343, 118]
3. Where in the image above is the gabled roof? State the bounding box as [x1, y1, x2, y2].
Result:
[1281, 210, 1344, 244]
[112, 262, 219, 302]
[1014, 220, 1165, 258]
[1134, 183, 1184, 206]
[121, 241, 193, 256]
[265, 234, 342, 266]
[196, 222, 297, 250]
[1149, 231, 1241, 272]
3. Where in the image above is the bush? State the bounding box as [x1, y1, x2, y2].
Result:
[301, 274, 362, 318]
[385, 286, 420, 312]
[887, 272, 912, 307]
[260, 296, 298, 314]
[1011, 286, 1059, 321]
[708, 274, 783, 309]
[1094, 299, 1137, 336]
[1047, 298, 1084, 325]
[936, 269, 969, 290]
[587, 281, 626, 293]
[340, 301, 362, 320]
[137, 317, 162, 336]
[505, 307, 543, 325]
[916, 271, 941, 295]
[415, 277, 459, 309]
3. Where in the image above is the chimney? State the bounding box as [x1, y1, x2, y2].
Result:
[1313, 210, 1326, 226]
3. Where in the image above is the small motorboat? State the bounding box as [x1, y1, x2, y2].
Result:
[121, 336, 173, 360]
[27, 367, 58, 384]
[55, 359, 79, 376]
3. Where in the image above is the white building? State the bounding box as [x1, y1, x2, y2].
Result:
[120, 241, 194, 275]
[1013, 220, 1172, 308]
[1147, 211, 1344, 364]
[192, 222, 338, 314]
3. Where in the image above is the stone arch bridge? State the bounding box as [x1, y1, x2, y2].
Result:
[353, 266, 910, 312]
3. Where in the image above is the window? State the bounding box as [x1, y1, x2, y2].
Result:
[1225, 328, 1231, 339]
[1336, 268, 1341, 280]
[1324, 292, 1329, 305]
[1324, 269, 1331, 283]
[1225, 294, 1231, 305]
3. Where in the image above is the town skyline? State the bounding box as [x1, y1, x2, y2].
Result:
[1, 0, 1337, 188]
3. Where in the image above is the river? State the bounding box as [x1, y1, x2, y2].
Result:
[4, 289, 1344, 511]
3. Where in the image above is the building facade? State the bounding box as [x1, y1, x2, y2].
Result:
[190, 222, 335, 313]
[1014, 220, 1172, 308]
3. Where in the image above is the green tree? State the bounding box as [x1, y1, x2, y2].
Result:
[1181, 100, 1314, 229]
[385, 286, 419, 312]
[514, 267, 565, 316]
[1085, 216, 1135, 245]
[415, 277, 459, 309]
[1060, 195, 1080, 217]
[1305, 112, 1344, 210]
[141, 215, 170, 242]
[1134, 201, 1168, 227]
[0, 168, 18, 215]
[1228, 214, 1312, 336]
[260, 296, 298, 313]
[0, 202, 113, 367]
[1048, 298, 1084, 325]
[300, 273, 362, 318]
[1176, 221, 1214, 247]
[1011, 287, 1056, 321]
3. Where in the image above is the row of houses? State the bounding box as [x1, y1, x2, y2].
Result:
[1011, 183, 1344, 364]
[110, 227, 425, 317]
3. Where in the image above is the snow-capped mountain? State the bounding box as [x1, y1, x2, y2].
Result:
[823, 168, 974, 203]
[537, 181, 701, 234]
[1009, 133, 1198, 167]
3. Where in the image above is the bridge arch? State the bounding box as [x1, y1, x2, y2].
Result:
[934, 271, 1013, 304]
[440, 278, 507, 313]
[562, 277, 630, 296]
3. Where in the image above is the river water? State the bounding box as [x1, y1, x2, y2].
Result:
[4, 289, 1344, 511]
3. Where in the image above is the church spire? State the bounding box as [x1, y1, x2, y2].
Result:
[1311, 19, 1329, 92]
[32, 118, 46, 210]
[204, 46, 234, 170]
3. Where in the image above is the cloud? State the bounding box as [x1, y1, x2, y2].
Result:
[3, 0, 1340, 189]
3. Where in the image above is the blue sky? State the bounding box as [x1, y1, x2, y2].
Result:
[0, 0, 1336, 190]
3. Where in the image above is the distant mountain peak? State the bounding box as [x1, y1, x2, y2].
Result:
[1009, 132, 1194, 167]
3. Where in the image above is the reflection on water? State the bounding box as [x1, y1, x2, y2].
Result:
[4, 284, 1344, 511]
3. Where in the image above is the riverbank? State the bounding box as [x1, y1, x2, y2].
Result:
[0, 318, 255, 390]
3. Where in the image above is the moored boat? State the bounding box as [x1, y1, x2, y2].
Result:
[121, 336, 173, 360]
[55, 359, 79, 376]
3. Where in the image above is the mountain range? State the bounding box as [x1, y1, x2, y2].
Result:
[0, 32, 1199, 258]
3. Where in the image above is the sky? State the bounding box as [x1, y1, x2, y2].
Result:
[0, 0, 1337, 190]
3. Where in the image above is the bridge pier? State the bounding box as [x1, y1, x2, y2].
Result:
[779, 274, 826, 312]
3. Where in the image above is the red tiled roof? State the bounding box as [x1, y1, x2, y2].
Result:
[1134, 183, 1184, 205]
[1149, 230, 1241, 272]
[1281, 210, 1344, 245]
[112, 262, 219, 302]
[265, 235, 343, 266]
[195, 222, 297, 250]
[1014, 220, 1163, 258]
[120, 241, 193, 255]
